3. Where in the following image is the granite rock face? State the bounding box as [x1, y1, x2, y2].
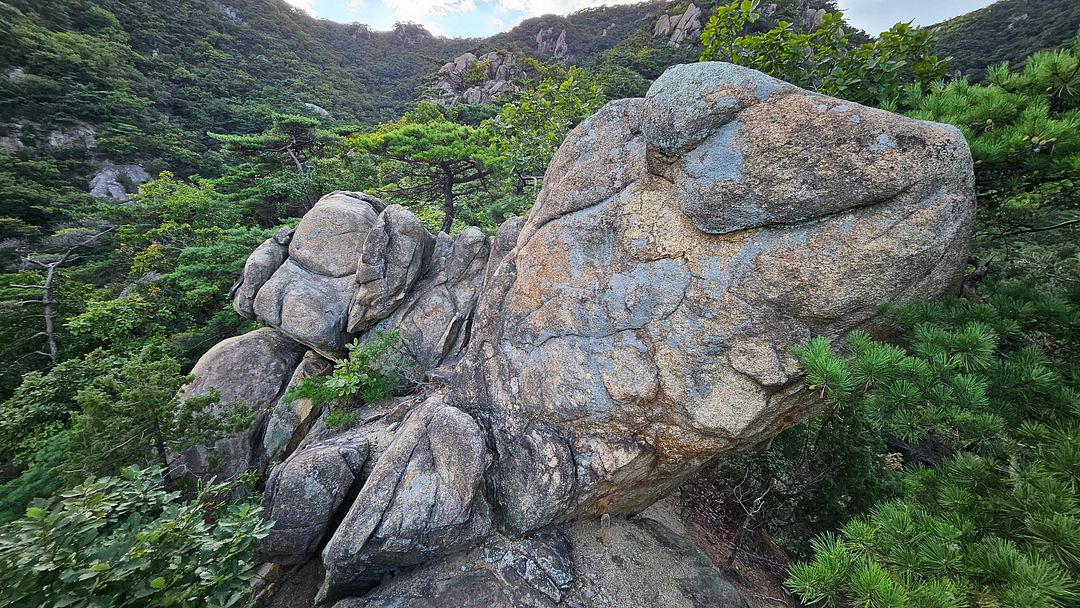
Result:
[184, 61, 976, 606]
[653, 3, 703, 46]
[455, 61, 975, 533]
[433, 51, 522, 106]
[317, 395, 492, 603]
[257, 435, 369, 565]
[175, 328, 308, 481]
[330, 514, 748, 608]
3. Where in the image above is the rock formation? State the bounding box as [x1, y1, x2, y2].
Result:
[179, 62, 976, 606]
[653, 3, 704, 46]
[536, 27, 569, 59]
[433, 51, 522, 105]
[88, 162, 151, 202]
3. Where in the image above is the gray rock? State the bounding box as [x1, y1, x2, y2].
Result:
[89, 162, 150, 202]
[253, 260, 358, 357]
[48, 123, 97, 151]
[330, 515, 747, 608]
[258, 435, 369, 565]
[261, 350, 334, 467]
[536, 28, 569, 59]
[348, 204, 435, 334]
[369, 227, 490, 370]
[483, 215, 525, 286]
[250, 192, 384, 356]
[232, 227, 293, 319]
[318, 395, 492, 603]
[175, 329, 307, 481]
[303, 102, 331, 117]
[433, 51, 521, 106]
[455, 61, 976, 532]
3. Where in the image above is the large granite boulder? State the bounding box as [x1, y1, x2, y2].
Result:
[251, 192, 384, 357]
[197, 61, 976, 607]
[234, 193, 489, 369]
[175, 328, 308, 481]
[455, 61, 975, 533]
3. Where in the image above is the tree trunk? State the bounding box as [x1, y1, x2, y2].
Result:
[41, 263, 59, 364]
[441, 179, 455, 234]
[285, 143, 314, 211]
[151, 416, 173, 488]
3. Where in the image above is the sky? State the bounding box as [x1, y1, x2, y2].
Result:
[283, 0, 995, 39]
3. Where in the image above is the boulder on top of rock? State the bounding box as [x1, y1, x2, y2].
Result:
[234, 191, 492, 369]
[232, 226, 294, 319]
[456, 61, 976, 533]
[251, 192, 384, 356]
[348, 204, 435, 334]
[366, 227, 490, 369]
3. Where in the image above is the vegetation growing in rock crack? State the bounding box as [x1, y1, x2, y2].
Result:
[284, 331, 409, 429]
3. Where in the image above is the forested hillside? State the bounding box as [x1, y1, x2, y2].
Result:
[934, 0, 1080, 78]
[0, 0, 1078, 605]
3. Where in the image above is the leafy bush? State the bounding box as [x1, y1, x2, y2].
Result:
[700, 0, 949, 107]
[0, 466, 272, 608]
[286, 331, 408, 407]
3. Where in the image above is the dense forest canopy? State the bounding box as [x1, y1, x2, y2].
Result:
[0, 0, 1078, 605]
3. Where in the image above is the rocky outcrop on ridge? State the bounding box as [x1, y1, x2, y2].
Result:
[434, 51, 522, 105]
[178, 62, 977, 606]
[536, 27, 569, 59]
[653, 3, 704, 45]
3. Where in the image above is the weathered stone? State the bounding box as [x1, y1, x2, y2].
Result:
[232, 226, 293, 319]
[433, 51, 521, 106]
[288, 191, 383, 278]
[368, 227, 490, 369]
[330, 515, 747, 608]
[89, 162, 150, 202]
[258, 435, 369, 565]
[348, 204, 436, 334]
[483, 214, 525, 285]
[455, 61, 976, 533]
[261, 350, 334, 466]
[175, 328, 307, 481]
[318, 395, 492, 603]
[205, 61, 976, 607]
[250, 192, 384, 356]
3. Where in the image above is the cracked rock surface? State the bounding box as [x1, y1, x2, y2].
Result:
[455, 61, 974, 533]
[179, 62, 976, 606]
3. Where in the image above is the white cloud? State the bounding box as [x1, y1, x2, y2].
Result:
[376, 0, 477, 23]
[495, 0, 642, 16]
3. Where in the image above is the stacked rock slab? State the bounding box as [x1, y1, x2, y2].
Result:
[183, 62, 976, 606]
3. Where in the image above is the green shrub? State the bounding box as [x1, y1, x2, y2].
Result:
[285, 331, 408, 407]
[0, 466, 272, 607]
